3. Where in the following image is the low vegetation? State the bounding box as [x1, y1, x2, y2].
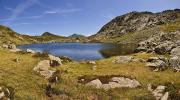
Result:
[1, 48, 178, 99]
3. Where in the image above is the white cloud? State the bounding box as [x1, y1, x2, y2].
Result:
[4, 0, 39, 25]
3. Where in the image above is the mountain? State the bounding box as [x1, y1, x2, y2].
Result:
[41, 32, 63, 37]
[91, 9, 180, 43]
[69, 34, 85, 38]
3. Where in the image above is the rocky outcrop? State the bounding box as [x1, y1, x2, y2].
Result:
[136, 31, 180, 54]
[92, 9, 180, 40]
[145, 56, 180, 72]
[146, 57, 169, 71]
[85, 77, 141, 90]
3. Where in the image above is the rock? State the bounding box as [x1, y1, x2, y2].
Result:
[33, 60, 50, 72]
[91, 66, 97, 70]
[171, 46, 180, 57]
[111, 77, 141, 88]
[33, 60, 55, 78]
[154, 41, 175, 54]
[86, 79, 102, 88]
[169, 56, 180, 72]
[49, 55, 62, 67]
[9, 48, 21, 52]
[113, 56, 133, 63]
[176, 40, 180, 46]
[59, 56, 72, 63]
[146, 57, 168, 71]
[0, 86, 11, 99]
[152, 85, 166, 100]
[26, 49, 36, 53]
[87, 61, 96, 65]
[2, 44, 9, 49]
[135, 31, 180, 54]
[39, 70, 55, 79]
[8, 44, 16, 49]
[161, 92, 169, 100]
[131, 58, 146, 63]
[0, 92, 5, 99]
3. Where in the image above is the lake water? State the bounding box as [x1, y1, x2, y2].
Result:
[18, 43, 136, 61]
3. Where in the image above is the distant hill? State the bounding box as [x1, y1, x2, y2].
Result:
[41, 32, 63, 37]
[69, 34, 85, 38]
[90, 9, 180, 43]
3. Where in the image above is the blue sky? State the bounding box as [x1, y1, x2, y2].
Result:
[0, 0, 179, 36]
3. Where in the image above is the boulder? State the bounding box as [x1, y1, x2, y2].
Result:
[146, 57, 168, 71]
[86, 79, 102, 88]
[154, 41, 175, 54]
[169, 56, 180, 72]
[33, 60, 55, 78]
[49, 55, 62, 67]
[111, 77, 141, 88]
[33, 60, 50, 72]
[26, 49, 36, 53]
[87, 61, 96, 65]
[8, 44, 16, 49]
[113, 56, 133, 63]
[86, 77, 141, 90]
[149, 85, 167, 100]
[171, 46, 180, 57]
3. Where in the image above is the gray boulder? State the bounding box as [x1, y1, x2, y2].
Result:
[146, 57, 168, 71]
[169, 56, 180, 72]
[113, 56, 134, 63]
[171, 46, 180, 57]
[49, 55, 62, 67]
[26, 49, 36, 53]
[154, 41, 176, 54]
[86, 79, 102, 88]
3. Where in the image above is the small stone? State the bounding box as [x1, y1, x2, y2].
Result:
[92, 66, 97, 70]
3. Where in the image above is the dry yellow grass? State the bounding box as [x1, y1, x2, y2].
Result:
[0, 50, 179, 99]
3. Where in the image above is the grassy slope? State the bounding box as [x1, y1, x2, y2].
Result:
[51, 53, 180, 99]
[0, 49, 48, 99]
[0, 49, 180, 99]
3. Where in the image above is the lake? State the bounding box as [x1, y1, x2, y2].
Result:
[18, 43, 136, 61]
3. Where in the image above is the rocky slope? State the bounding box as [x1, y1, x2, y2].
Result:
[91, 9, 180, 43]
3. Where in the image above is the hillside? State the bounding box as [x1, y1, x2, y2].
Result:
[0, 25, 39, 45]
[69, 34, 86, 38]
[0, 26, 87, 45]
[91, 9, 180, 43]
